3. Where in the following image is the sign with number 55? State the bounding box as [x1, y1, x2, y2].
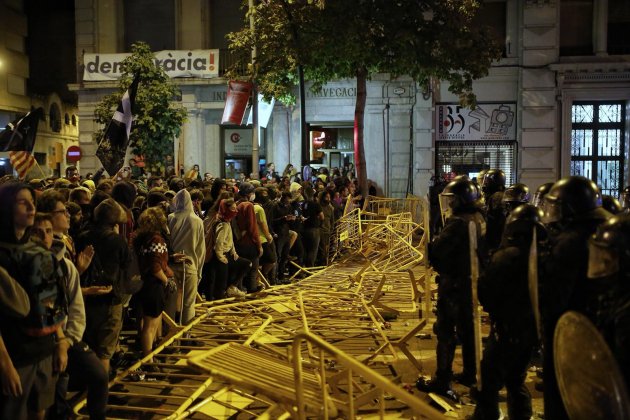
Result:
[436, 103, 516, 141]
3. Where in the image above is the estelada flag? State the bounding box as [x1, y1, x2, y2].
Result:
[0, 108, 44, 152]
[9, 151, 36, 179]
[96, 74, 140, 176]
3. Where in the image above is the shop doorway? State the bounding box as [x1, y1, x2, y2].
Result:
[308, 125, 354, 172]
[435, 141, 517, 184]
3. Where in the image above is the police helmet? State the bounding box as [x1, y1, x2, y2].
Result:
[501, 203, 546, 247]
[476, 169, 488, 187]
[441, 177, 479, 213]
[482, 169, 506, 197]
[588, 214, 630, 278]
[543, 176, 605, 224]
[531, 182, 554, 208]
[602, 195, 623, 215]
[502, 183, 531, 212]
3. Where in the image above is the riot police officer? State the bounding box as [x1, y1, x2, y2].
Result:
[482, 169, 506, 252]
[501, 183, 531, 218]
[531, 182, 554, 209]
[586, 214, 630, 385]
[473, 204, 543, 420]
[417, 177, 486, 396]
[539, 176, 612, 419]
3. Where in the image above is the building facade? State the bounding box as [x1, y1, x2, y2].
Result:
[0, 0, 79, 179]
[71, 0, 630, 198]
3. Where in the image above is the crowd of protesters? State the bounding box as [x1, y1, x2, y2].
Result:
[0, 161, 369, 419]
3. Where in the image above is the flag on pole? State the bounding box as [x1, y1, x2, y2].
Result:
[0, 108, 44, 152]
[96, 74, 140, 176]
[9, 151, 36, 179]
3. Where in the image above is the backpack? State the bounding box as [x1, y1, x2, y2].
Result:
[80, 240, 142, 300]
[80, 249, 111, 288]
[0, 242, 68, 337]
[203, 217, 221, 263]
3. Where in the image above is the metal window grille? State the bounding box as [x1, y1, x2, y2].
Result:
[435, 141, 517, 185]
[570, 101, 625, 197]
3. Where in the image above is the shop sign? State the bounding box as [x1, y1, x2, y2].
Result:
[306, 86, 357, 98]
[436, 103, 516, 141]
[83, 50, 219, 81]
[224, 129, 253, 155]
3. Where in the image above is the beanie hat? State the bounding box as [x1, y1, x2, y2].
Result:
[82, 179, 96, 192]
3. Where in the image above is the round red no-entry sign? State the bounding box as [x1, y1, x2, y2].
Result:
[66, 145, 82, 162]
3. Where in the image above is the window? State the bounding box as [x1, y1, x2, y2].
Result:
[560, 0, 594, 56]
[608, 0, 630, 55]
[49, 103, 61, 133]
[210, 0, 243, 49]
[472, 1, 507, 57]
[570, 102, 625, 197]
[124, 0, 175, 50]
[33, 152, 46, 165]
[308, 126, 354, 167]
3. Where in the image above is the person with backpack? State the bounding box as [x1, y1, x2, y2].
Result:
[76, 198, 130, 378]
[0, 182, 70, 419]
[31, 213, 108, 420]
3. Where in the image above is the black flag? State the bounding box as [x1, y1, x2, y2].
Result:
[0, 108, 44, 152]
[96, 75, 139, 176]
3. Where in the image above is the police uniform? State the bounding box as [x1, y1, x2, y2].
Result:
[473, 204, 542, 420]
[429, 207, 486, 390]
[539, 177, 612, 420]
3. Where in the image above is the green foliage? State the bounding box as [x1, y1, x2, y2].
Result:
[93, 42, 187, 173]
[226, 0, 502, 193]
[227, 0, 501, 107]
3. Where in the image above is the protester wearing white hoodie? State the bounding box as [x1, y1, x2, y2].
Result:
[168, 189, 205, 325]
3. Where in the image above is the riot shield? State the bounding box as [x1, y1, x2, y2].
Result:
[438, 193, 453, 225]
[528, 227, 542, 340]
[423, 193, 432, 320]
[554, 311, 630, 420]
[468, 221, 482, 390]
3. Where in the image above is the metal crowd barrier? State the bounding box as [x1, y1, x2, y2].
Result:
[73, 195, 440, 419]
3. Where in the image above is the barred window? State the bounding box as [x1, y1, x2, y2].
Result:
[570, 102, 625, 197]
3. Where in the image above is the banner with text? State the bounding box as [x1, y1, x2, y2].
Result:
[436, 103, 516, 141]
[83, 50, 219, 81]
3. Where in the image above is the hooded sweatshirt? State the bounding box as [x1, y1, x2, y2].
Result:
[51, 236, 85, 346]
[168, 189, 206, 279]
